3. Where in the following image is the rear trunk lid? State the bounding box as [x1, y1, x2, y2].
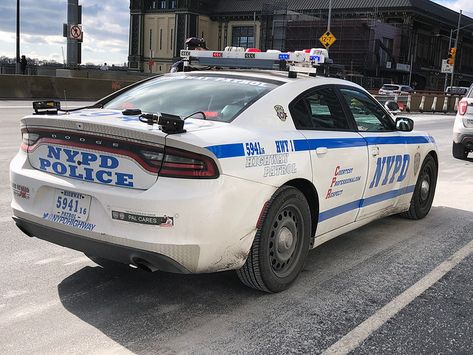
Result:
[22, 109, 224, 190]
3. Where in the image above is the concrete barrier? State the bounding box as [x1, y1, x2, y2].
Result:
[374, 93, 463, 113]
[419, 96, 426, 112]
[0, 74, 139, 100]
[430, 97, 438, 112]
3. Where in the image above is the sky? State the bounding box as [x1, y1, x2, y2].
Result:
[0, 0, 471, 65]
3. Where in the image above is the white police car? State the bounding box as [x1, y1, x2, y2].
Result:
[10, 49, 438, 292]
[453, 84, 473, 160]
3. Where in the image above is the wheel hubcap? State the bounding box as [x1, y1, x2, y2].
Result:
[421, 179, 430, 201]
[277, 227, 295, 261]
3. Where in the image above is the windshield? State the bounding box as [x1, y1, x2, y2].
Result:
[104, 74, 281, 122]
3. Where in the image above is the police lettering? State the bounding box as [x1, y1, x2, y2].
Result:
[38, 146, 134, 187]
[369, 154, 410, 189]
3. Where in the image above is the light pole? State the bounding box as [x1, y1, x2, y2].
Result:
[16, 0, 20, 74]
[436, 19, 473, 90]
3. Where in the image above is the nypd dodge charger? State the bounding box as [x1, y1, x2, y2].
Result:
[10, 49, 438, 292]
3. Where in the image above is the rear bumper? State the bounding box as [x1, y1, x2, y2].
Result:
[10, 151, 268, 273]
[453, 132, 473, 149]
[13, 216, 191, 274]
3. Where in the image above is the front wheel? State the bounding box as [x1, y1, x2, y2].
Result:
[401, 154, 438, 220]
[237, 186, 312, 293]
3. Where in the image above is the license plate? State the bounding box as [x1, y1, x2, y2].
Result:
[52, 189, 91, 221]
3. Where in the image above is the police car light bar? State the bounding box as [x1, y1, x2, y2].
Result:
[180, 48, 328, 76]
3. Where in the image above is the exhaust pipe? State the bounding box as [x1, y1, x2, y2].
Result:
[131, 257, 159, 272]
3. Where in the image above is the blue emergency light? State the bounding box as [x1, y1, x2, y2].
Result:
[279, 53, 290, 60]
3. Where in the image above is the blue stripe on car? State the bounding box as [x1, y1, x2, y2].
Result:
[206, 135, 432, 158]
[206, 143, 245, 159]
[318, 185, 416, 222]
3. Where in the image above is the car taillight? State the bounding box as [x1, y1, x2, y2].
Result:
[143, 147, 219, 179]
[140, 150, 165, 169]
[21, 132, 40, 151]
[458, 100, 468, 116]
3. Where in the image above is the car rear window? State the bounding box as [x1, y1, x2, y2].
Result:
[381, 85, 399, 90]
[103, 74, 281, 122]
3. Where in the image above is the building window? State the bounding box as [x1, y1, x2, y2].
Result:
[158, 0, 167, 9]
[170, 0, 177, 9]
[231, 26, 255, 48]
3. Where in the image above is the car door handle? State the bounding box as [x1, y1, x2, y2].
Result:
[371, 146, 380, 157]
[316, 147, 328, 156]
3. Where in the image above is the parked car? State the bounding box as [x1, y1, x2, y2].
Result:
[378, 84, 414, 96]
[453, 85, 473, 160]
[445, 86, 469, 97]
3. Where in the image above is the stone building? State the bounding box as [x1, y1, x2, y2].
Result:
[128, 0, 473, 90]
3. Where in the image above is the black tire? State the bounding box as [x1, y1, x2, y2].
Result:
[401, 154, 438, 220]
[237, 186, 312, 293]
[452, 142, 468, 160]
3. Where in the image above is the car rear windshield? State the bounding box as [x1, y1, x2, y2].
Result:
[381, 85, 399, 90]
[103, 74, 281, 122]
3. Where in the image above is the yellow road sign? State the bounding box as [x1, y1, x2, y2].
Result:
[319, 31, 336, 49]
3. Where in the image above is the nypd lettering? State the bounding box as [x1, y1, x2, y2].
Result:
[38, 145, 134, 187]
[43, 212, 96, 231]
[369, 154, 410, 189]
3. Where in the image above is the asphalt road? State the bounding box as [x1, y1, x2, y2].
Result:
[0, 101, 472, 354]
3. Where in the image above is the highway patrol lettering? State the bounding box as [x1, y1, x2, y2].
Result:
[245, 152, 297, 177]
[369, 154, 410, 189]
[38, 146, 134, 187]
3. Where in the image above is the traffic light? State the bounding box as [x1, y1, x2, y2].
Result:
[447, 47, 457, 65]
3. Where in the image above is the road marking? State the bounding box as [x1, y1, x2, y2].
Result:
[323, 238, 473, 355]
[34, 256, 65, 265]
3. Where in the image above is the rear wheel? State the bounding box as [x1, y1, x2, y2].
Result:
[452, 142, 468, 160]
[237, 186, 312, 293]
[401, 154, 438, 220]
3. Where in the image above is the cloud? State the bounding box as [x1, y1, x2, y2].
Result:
[435, 0, 473, 16]
[0, 0, 129, 65]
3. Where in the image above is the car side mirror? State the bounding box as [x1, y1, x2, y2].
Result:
[396, 117, 414, 132]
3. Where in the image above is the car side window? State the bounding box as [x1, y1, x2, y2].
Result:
[340, 88, 395, 132]
[290, 87, 351, 130]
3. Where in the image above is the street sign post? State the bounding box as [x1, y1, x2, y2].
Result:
[441, 59, 453, 74]
[319, 31, 336, 49]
